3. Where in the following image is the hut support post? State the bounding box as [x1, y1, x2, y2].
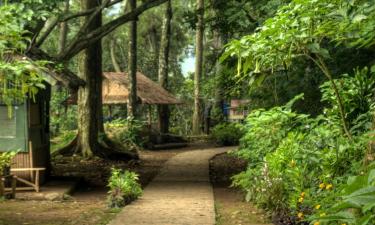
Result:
[108, 105, 113, 119]
[148, 105, 152, 129]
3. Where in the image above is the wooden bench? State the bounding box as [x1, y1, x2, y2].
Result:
[0, 174, 16, 198]
[10, 168, 46, 192]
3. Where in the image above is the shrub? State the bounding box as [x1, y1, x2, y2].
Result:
[105, 118, 146, 148]
[210, 122, 245, 146]
[0, 151, 17, 176]
[232, 75, 374, 223]
[107, 168, 142, 208]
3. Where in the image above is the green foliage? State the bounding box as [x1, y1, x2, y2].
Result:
[320, 67, 375, 134]
[107, 168, 142, 208]
[223, 0, 375, 79]
[309, 167, 375, 225]
[105, 118, 146, 148]
[236, 94, 307, 163]
[50, 130, 76, 153]
[50, 89, 77, 136]
[210, 122, 245, 146]
[0, 151, 17, 175]
[0, 1, 64, 105]
[232, 70, 374, 222]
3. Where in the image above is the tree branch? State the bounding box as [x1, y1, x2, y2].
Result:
[35, 17, 59, 48]
[305, 53, 352, 140]
[58, 0, 168, 61]
[60, 0, 123, 22]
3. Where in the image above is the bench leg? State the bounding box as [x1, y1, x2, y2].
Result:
[0, 179, 4, 197]
[35, 170, 40, 192]
[11, 177, 16, 199]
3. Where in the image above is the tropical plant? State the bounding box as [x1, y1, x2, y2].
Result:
[223, 0, 375, 139]
[104, 118, 146, 147]
[0, 1, 60, 105]
[309, 167, 375, 225]
[210, 122, 245, 146]
[0, 151, 17, 176]
[320, 66, 375, 134]
[232, 70, 374, 223]
[107, 168, 143, 208]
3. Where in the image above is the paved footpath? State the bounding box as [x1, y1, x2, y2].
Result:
[108, 147, 235, 225]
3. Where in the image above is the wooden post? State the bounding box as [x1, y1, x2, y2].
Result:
[108, 105, 113, 119]
[0, 177, 4, 197]
[11, 176, 16, 198]
[148, 105, 152, 129]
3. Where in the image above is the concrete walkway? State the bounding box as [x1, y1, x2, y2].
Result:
[108, 147, 234, 225]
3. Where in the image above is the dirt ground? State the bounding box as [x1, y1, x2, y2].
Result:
[0, 144, 270, 225]
[210, 152, 272, 225]
[0, 146, 195, 225]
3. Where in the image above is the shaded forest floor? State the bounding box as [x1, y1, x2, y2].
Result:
[0, 143, 271, 225]
[210, 152, 272, 225]
[0, 146, 193, 225]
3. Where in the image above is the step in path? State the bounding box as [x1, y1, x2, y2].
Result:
[108, 146, 235, 225]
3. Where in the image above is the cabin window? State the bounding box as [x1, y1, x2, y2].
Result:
[0, 103, 28, 152]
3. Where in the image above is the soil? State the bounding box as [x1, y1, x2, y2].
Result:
[0, 144, 271, 225]
[210, 152, 272, 225]
[0, 145, 198, 225]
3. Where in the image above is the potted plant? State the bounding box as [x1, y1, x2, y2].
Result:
[0, 151, 17, 176]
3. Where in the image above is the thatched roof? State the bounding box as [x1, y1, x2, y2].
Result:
[3, 51, 85, 90]
[68, 72, 181, 105]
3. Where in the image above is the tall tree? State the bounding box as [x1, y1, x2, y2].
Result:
[157, 0, 172, 134]
[127, 0, 138, 118]
[110, 37, 122, 72]
[192, 0, 204, 134]
[58, 0, 70, 55]
[76, 0, 104, 157]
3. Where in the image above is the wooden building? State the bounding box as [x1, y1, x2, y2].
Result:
[228, 99, 251, 122]
[0, 53, 83, 183]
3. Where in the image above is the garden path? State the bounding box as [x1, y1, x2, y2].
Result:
[107, 146, 236, 225]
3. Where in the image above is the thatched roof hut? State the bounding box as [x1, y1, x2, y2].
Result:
[103, 72, 181, 105]
[68, 72, 181, 105]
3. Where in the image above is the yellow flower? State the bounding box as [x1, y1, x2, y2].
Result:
[291, 160, 296, 167]
[314, 221, 320, 225]
[300, 192, 306, 197]
[341, 224, 347, 225]
[319, 183, 326, 189]
[297, 212, 304, 219]
[298, 197, 304, 203]
[315, 204, 321, 210]
[320, 213, 326, 217]
[326, 184, 333, 190]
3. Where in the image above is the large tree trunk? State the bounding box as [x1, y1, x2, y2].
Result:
[127, 0, 138, 118]
[76, 0, 104, 158]
[157, 0, 172, 134]
[192, 0, 204, 135]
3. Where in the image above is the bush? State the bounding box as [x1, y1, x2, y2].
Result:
[107, 168, 142, 208]
[105, 118, 146, 148]
[0, 151, 17, 176]
[210, 122, 245, 146]
[232, 71, 375, 224]
[50, 130, 77, 153]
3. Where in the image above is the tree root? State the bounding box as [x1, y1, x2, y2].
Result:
[52, 135, 139, 161]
